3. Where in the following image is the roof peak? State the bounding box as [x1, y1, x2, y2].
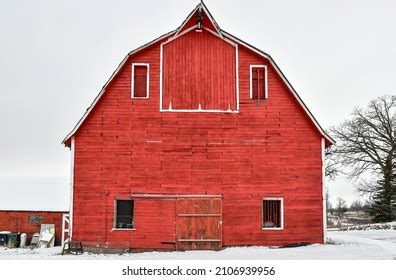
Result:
[174, 1, 222, 38]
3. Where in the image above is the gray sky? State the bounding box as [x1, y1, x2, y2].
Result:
[0, 0, 395, 211]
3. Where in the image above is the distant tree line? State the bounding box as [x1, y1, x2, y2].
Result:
[327, 197, 370, 216]
[326, 196, 372, 227]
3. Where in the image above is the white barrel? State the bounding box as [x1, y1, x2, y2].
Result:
[20, 233, 27, 248]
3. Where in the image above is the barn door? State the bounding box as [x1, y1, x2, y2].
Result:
[176, 198, 222, 251]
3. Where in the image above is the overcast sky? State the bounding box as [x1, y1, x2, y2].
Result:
[0, 0, 395, 211]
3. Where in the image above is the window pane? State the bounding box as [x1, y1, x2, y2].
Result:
[252, 67, 266, 100]
[134, 66, 148, 97]
[252, 68, 258, 99]
[116, 200, 134, 229]
[258, 68, 266, 99]
[263, 200, 281, 228]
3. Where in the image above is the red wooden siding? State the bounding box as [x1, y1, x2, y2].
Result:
[71, 36, 325, 250]
[76, 199, 176, 250]
[0, 211, 67, 246]
[162, 29, 236, 111]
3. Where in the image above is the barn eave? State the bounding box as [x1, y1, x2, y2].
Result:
[62, 29, 176, 147]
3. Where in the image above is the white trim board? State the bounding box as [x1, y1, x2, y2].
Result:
[262, 197, 284, 231]
[249, 65, 268, 100]
[169, 25, 199, 44]
[321, 138, 327, 243]
[69, 136, 75, 240]
[201, 2, 222, 38]
[61, 213, 70, 246]
[131, 63, 150, 99]
[160, 108, 239, 113]
[235, 44, 240, 111]
[164, 25, 235, 48]
[173, 5, 200, 37]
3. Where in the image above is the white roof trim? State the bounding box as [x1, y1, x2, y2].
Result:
[201, 2, 223, 39]
[221, 31, 334, 145]
[166, 25, 199, 45]
[173, 5, 200, 37]
[62, 30, 175, 145]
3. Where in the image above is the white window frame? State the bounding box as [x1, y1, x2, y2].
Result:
[112, 199, 136, 231]
[131, 63, 150, 99]
[250, 65, 268, 100]
[262, 197, 284, 230]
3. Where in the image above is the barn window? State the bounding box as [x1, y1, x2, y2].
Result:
[132, 63, 149, 98]
[262, 198, 283, 230]
[115, 200, 134, 229]
[250, 65, 268, 100]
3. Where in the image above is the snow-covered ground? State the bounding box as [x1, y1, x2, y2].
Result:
[0, 230, 395, 260]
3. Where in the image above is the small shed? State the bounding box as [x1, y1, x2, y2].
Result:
[0, 210, 68, 246]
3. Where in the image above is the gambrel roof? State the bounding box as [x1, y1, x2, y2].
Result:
[63, 2, 334, 147]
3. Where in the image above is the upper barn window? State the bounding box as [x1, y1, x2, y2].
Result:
[114, 200, 134, 229]
[250, 65, 268, 100]
[131, 63, 149, 98]
[262, 198, 283, 230]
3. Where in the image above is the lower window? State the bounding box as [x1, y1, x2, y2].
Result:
[115, 200, 134, 229]
[262, 198, 283, 230]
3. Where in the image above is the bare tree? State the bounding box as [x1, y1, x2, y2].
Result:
[329, 95, 395, 222]
[325, 145, 342, 180]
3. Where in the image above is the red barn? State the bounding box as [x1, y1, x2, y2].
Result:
[63, 2, 333, 251]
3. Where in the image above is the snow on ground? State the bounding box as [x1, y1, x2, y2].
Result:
[0, 230, 395, 260]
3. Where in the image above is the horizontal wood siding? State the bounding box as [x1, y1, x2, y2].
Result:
[72, 36, 324, 249]
[162, 29, 236, 110]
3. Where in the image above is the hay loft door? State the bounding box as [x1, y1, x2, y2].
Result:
[176, 198, 222, 251]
